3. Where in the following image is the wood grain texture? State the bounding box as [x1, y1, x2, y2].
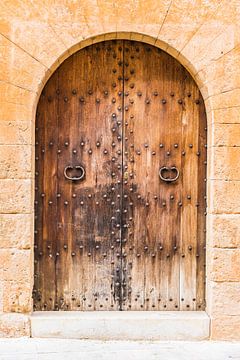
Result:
[34, 40, 207, 311]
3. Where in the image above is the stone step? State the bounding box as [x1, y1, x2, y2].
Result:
[31, 311, 210, 341]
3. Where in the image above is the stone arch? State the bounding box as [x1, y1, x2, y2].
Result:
[34, 32, 211, 118]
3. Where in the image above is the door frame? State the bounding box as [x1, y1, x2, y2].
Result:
[32, 32, 210, 317]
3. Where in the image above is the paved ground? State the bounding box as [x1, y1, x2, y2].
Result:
[0, 339, 240, 360]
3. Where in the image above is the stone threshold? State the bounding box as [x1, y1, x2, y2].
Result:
[31, 311, 210, 341]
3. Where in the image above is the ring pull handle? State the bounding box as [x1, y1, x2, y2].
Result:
[159, 166, 180, 183]
[64, 165, 85, 181]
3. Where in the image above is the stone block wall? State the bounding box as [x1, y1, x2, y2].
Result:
[0, 0, 239, 340]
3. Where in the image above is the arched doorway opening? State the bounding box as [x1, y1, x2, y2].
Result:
[34, 40, 207, 311]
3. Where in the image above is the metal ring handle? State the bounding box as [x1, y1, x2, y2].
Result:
[159, 166, 180, 183]
[64, 165, 85, 181]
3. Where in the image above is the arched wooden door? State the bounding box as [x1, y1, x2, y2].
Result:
[34, 40, 207, 311]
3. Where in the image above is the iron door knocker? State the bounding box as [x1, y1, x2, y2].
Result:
[64, 165, 85, 181]
[159, 166, 180, 183]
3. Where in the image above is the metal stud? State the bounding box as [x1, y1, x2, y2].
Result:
[159, 143, 164, 148]
[178, 99, 183, 104]
[162, 99, 166, 104]
[96, 98, 100, 103]
[88, 149, 92, 155]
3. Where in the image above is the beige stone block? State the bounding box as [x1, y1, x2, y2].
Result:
[0, 82, 36, 107]
[213, 123, 240, 147]
[209, 180, 240, 214]
[208, 248, 240, 281]
[0, 179, 32, 213]
[0, 313, 30, 337]
[0, 281, 3, 312]
[0, 214, 32, 249]
[3, 280, 32, 313]
[104, 32, 117, 41]
[0, 34, 46, 92]
[210, 107, 240, 124]
[211, 316, 240, 340]
[115, 0, 170, 38]
[0, 249, 32, 283]
[0, 101, 33, 122]
[0, 0, 66, 68]
[208, 281, 240, 316]
[202, 73, 240, 99]
[159, 1, 222, 53]
[27, 0, 113, 52]
[0, 145, 32, 179]
[0, 121, 32, 145]
[197, 46, 240, 90]
[208, 214, 240, 248]
[205, 89, 240, 111]
[184, 23, 236, 72]
[211, 147, 240, 180]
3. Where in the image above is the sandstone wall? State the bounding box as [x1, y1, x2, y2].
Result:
[0, 0, 239, 339]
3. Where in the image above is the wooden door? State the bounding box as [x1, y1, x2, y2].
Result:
[34, 40, 207, 311]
